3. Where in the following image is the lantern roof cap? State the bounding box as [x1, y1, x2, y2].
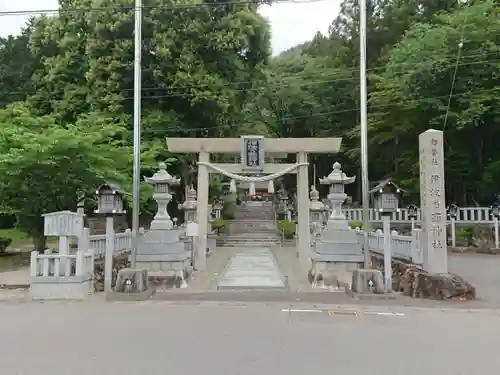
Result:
[369, 178, 405, 194]
[144, 162, 180, 185]
[186, 186, 197, 201]
[319, 162, 355, 185]
[95, 182, 124, 195]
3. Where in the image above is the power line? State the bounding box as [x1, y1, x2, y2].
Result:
[2, 55, 498, 98]
[140, 87, 500, 135]
[0, 0, 325, 16]
[442, 10, 469, 131]
[123, 58, 500, 99]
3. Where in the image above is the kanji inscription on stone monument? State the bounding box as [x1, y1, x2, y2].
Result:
[419, 129, 447, 273]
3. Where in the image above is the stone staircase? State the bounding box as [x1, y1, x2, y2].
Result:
[217, 201, 282, 247]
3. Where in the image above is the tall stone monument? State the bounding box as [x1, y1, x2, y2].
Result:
[309, 162, 363, 285]
[419, 129, 447, 274]
[136, 163, 191, 286]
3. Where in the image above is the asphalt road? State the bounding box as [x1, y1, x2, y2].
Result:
[1, 301, 499, 375]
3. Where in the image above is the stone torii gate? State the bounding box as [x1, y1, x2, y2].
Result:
[166, 136, 342, 270]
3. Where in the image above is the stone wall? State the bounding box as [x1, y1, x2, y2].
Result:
[371, 254, 476, 300]
[94, 253, 130, 292]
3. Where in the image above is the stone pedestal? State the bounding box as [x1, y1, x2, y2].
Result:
[310, 162, 363, 286]
[351, 269, 384, 294]
[136, 228, 192, 284]
[106, 268, 156, 301]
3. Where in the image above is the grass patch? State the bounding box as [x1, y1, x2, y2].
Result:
[0, 252, 31, 272]
[0, 228, 30, 248]
[0, 228, 59, 251]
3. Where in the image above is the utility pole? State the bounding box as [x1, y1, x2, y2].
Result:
[359, 0, 371, 268]
[131, 0, 142, 268]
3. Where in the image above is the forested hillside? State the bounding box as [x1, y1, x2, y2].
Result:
[0, 0, 498, 241]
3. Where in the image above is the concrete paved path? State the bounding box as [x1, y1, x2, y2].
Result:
[0, 268, 29, 286]
[1, 301, 499, 375]
[216, 248, 286, 289]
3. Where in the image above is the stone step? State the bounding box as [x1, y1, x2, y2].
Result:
[230, 228, 277, 233]
[229, 232, 279, 237]
[217, 240, 282, 247]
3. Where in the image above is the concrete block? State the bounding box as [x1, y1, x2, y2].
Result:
[351, 269, 384, 294]
[106, 288, 156, 301]
[107, 268, 156, 301]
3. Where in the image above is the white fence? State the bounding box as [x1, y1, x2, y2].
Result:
[30, 228, 134, 300]
[30, 249, 95, 300]
[354, 228, 423, 265]
[344, 207, 491, 224]
[86, 228, 133, 258]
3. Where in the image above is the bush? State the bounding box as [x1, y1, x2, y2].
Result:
[212, 220, 226, 230]
[278, 220, 296, 239]
[222, 202, 235, 220]
[349, 221, 363, 230]
[456, 229, 473, 246]
[276, 209, 286, 221]
[0, 236, 12, 253]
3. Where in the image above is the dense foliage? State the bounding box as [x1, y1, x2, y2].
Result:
[0, 0, 498, 245]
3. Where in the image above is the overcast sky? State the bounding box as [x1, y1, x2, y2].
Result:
[0, 0, 339, 54]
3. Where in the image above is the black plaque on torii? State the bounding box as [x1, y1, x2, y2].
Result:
[241, 135, 265, 172]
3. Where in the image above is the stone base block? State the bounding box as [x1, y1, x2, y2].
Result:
[136, 259, 192, 274]
[114, 268, 149, 293]
[106, 287, 156, 301]
[135, 260, 192, 289]
[402, 268, 476, 300]
[476, 247, 500, 255]
[148, 273, 190, 289]
[30, 279, 92, 300]
[309, 260, 362, 288]
[351, 269, 385, 294]
[107, 268, 156, 301]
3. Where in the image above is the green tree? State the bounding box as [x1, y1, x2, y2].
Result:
[0, 107, 131, 249]
[368, 0, 500, 203]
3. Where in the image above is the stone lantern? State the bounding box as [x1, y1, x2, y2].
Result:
[447, 203, 458, 248]
[408, 204, 418, 230]
[144, 162, 180, 230]
[178, 186, 197, 224]
[447, 204, 458, 220]
[408, 204, 418, 220]
[309, 186, 324, 236]
[94, 182, 126, 293]
[319, 162, 355, 222]
[95, 183, 126, 215]
[310, 162, 363, 288]
[369, 179, 401, 216]
[136, 162, 189, 287]
[212, 197, 223, 220]
[490, 202, 500, 219]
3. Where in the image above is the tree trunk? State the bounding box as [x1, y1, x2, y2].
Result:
[32, 235, 47, 252]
